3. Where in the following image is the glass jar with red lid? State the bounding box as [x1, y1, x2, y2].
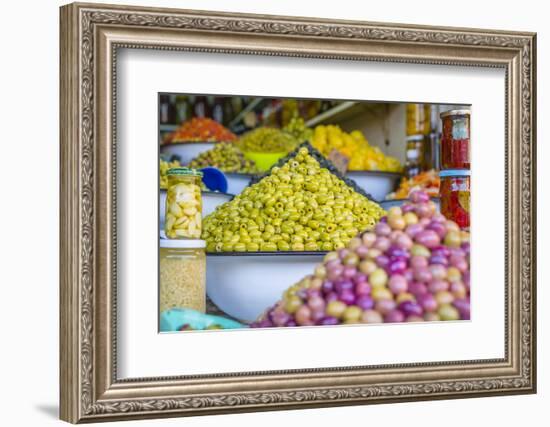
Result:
[439, 169, 470, 230]
[440, 109, 470, 169]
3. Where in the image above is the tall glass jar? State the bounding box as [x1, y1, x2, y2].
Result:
[406, 103, 431, 136]
[405, 134, 424, 178]
[164, 168, 203, 239]
[439, 169, 470, 230]
[159, 239, 206, 314]
[440, 109, 471, 170]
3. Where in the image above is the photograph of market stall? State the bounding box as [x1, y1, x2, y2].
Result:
[158, 94, 471, 332]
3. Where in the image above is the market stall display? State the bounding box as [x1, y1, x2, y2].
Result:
[251, 191, 470, 328]
[157, 96, 472, 330]
[202, 144, 385, 252]
[188, 141, 260, 174]
[311, 124, 402, 172]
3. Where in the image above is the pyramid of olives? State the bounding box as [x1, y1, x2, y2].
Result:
[202, 145, 385, 252]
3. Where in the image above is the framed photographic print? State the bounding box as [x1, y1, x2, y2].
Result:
[59, 2, 537, 423]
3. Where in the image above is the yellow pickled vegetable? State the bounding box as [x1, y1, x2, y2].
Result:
[311, 125, 402, 173]
[164, 169, 203, 239]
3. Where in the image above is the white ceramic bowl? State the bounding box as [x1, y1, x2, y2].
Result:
[380, 197, 441, 211]
[206, 252, 325, 323]
[202, 191, 234, 217]
[159, 189, 233, 231]
[224, 173, 256, 196]
[345, 171, 402, 201]
[160, 142, 216, 165]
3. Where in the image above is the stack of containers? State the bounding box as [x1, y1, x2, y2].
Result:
[160, 168, 208, 317]
[438, 109, 471, 230]
[405, 104, 440, 178]
[405, 103, 430, 178]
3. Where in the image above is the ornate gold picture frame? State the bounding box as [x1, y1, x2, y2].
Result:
[60, 2, 536, 423]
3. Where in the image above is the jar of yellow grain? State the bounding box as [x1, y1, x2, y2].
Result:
[164, 167, 203, 239]
[159, 239, 206, 314]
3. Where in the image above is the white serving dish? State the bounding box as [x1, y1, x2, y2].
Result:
[345, 170, 402, 201]
[380, 197, 441, 211]
[206, 252, 325, 323]
[202, 191, 233, 217]
[160, 141, 216, 165]
[159, 189, 233, 231]
[224, 173, 256, 195]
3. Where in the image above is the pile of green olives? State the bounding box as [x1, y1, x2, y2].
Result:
[188, 142, 259, 174]
[202, 147, 385, 252]
[283, 116, 313, 143]
[237, 127, 299, 153]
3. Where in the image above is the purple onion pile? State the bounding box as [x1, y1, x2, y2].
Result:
[251, 191, 470, 328]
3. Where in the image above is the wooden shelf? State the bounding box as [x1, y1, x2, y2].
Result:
[305, 101, 393, 127]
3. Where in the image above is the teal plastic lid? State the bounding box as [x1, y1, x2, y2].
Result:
[439, 169, 471, 178]
[167, 167, 203, 177]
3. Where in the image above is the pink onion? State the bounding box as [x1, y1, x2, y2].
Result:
[356, 295, 375, 310]
[410, 255, 429, 269]
[398, 301, 423, 317]
[384, 309, 405, 323]
[427, 279, 449, 293]
[406, 223, 424, 238]
[414, 230, 441, 248]
[418, 293, 438, 312]
[410, 191, 429, 203]
[375, 299, 396, 315]
[375, 222, 392, 236]
[355, 281, 372, 296]
[388, 258, 407, 274]
[374, 236, 391, 252]
[408, 281, 428, 296]
[388, 274, 408, 294]
[339, 290, 356, 305]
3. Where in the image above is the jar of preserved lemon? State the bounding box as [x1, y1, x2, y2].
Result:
[164, 168, 203, 239]
[159, 239, 206, 314]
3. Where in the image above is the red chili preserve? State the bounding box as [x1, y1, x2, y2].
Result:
[439, 170, 470, 230]
[440, 109, 470, 169]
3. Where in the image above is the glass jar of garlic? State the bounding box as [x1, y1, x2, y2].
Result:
[159, 239, 206, 314]
[164, 167, 203, 239]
